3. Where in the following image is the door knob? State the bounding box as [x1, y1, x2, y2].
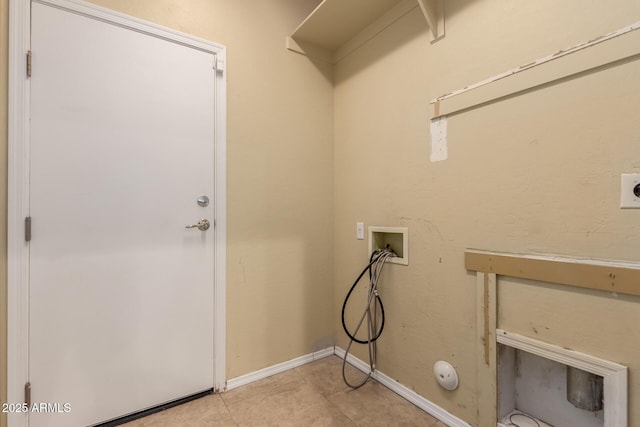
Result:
[185, 218, 211, 231]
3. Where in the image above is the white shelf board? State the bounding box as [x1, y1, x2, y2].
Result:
[288, 0, 440, 63]
[291, 0, 404, 51]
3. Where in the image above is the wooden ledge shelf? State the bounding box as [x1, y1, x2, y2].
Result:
[465, 249, 640, 297]
[287, 0, 443, 64]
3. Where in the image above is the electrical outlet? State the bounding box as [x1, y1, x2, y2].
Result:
[620, 173, 640, 208]
[356, 222, 364, 240]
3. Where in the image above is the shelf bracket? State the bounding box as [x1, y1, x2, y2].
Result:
[416, 0, 444, 41]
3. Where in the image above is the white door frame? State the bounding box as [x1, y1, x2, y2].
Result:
[7, 1, 227, 424]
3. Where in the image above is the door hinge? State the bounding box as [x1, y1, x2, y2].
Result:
[214, 58, 225, 72]
[25, 216, 32, 242]
[27, 50, 32, 78]
[25, 382, 31, 407]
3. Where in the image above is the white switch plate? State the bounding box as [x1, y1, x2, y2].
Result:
[356, 222, 364, 240]
[620, 173, 640, 208]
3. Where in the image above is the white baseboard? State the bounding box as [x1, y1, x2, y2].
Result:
[225, 346, 471, 427]
[334, 346, 472, 427]
[225, 347, 334, 391]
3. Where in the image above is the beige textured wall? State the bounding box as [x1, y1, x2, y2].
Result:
[0, 0, 335, 401]
[1, 0, 8, 425]
[334, 0, 640, 425]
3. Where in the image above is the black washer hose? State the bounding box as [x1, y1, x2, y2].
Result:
[341, 250, 386, 344]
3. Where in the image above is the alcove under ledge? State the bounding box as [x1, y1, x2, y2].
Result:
[496, 330, 625, 427]
[466, 250, 637, 427]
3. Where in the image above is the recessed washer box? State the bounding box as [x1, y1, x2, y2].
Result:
[368, 226, 408, 265]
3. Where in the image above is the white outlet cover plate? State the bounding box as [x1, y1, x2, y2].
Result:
[620, 173, 640, 208]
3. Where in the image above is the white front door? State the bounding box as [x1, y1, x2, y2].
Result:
[29, 2, 218, 425]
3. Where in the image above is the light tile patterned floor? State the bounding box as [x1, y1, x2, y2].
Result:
[123, 355, 447, 426]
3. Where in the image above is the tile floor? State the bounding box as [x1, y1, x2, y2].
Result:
[123, 355, 447, 426]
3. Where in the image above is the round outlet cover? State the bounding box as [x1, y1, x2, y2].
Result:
[434, 360, 459, 391]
